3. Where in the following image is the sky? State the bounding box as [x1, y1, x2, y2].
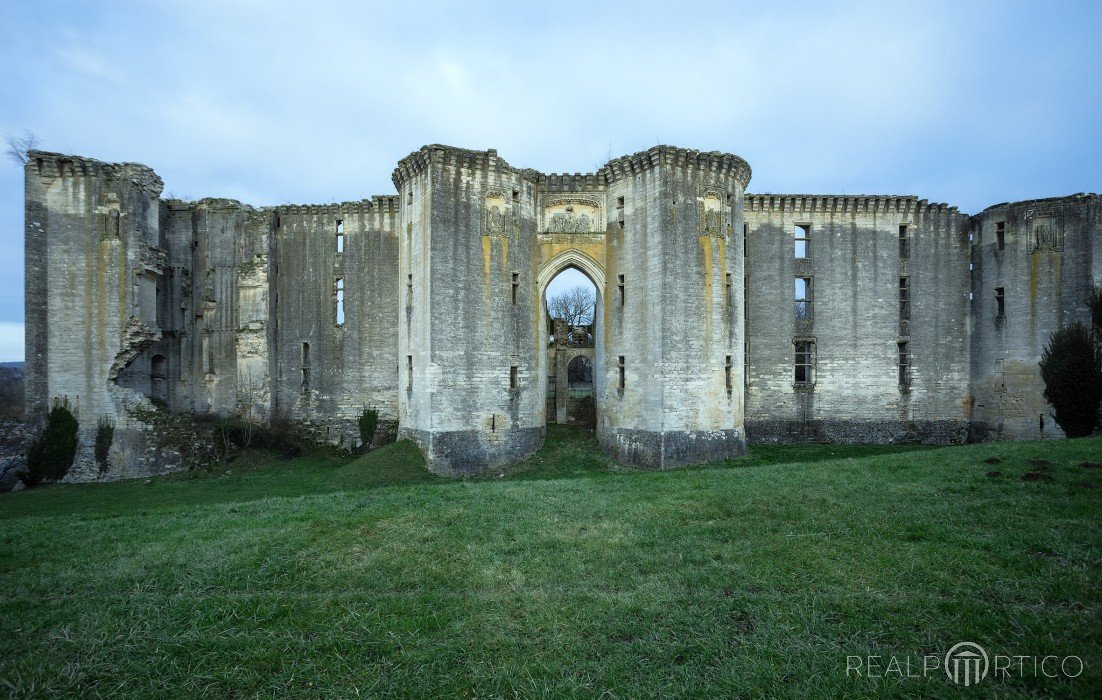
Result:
[1, 0, 1099, 361]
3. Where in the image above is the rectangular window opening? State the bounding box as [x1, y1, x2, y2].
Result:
[899, 225, 909, 260]
[406, 355, 413, 390]
[617, 273, 625, 306]
[794, 224, 810, 259]
[744, 340, 750, 388]
[899, 277, 910, 321]
[743, 222, 749, 258]
[618, 356, 625, 390]
[406, 273, 413, 305]
[510, 364, 518, 389]
[795, 277, 813, 320]
[301, 342, 311, 391]
[512, 189, 520, 204]
[898, 341, 910, 386]
[995, 287, 1005, 318]
[725, 355, 733, 396]
[996, 221, 1006, 249]
[794, 340, 814, 384]
[335, 278, 345, 326]
[511, 272, 519, 305]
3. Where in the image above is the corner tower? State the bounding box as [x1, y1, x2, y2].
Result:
[598, 147, 752, 467]
[393, 146, 544, 475]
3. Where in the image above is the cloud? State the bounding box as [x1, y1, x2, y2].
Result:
[0, 0, 1099, 329]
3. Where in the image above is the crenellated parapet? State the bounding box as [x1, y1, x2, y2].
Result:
[392, 144, 534, 189]
[602, 145, 751, 188]
[27, 150, 164, 197]
[538, 172, 606, 193]
[745, 194, 962, 216]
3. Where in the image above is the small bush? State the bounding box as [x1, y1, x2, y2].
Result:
[21, 399, 79, 487]
[95, 416, 114, 473]
[1039, 321, 1102, 438]
[359, 407, 379, 450]
[216, 416, 304, 459]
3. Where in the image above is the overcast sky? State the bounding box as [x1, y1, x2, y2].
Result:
[1, 0, 1099, 361]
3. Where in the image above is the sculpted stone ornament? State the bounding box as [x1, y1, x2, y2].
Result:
[542, 196, 602, 234]
[1032, 218, 1062, 252]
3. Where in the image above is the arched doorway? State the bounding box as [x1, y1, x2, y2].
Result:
[538, 253, 603, 430]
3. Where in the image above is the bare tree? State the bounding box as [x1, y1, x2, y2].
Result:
[548, 285, 596, 326]
[5, 130, 40, 165]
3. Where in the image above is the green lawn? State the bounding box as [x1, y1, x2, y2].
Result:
[1, 427, 1100, 698]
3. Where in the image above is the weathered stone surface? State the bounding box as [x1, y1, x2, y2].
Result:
[22, 146, 1100, 480]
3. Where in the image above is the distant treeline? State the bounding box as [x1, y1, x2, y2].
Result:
[0, 366, 23, 420]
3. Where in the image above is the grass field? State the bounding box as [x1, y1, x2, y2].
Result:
[1, 427, 1100, 698]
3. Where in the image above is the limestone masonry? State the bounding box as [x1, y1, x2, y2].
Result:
[22, 145, 1101, 479]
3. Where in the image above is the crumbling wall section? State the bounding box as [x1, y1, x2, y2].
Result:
[969, 194, 1100, 439]
[271, 197, 400, 450]
[23, 151, 172, 480]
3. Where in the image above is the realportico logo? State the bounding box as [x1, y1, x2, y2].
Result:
[846, 641, 1084, 685]
[944, 642, 988, 686]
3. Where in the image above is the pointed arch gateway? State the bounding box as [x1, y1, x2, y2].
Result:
[537, 247, 606, 430]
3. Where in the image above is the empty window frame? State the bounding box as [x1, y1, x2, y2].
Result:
[335, 278, 345, 326]
[744, 340, 750, 388]
[301, 342, 311, 391]
[743, 222, 749, 258]
[898, 341, 910, 386]
[617, 355, 625, 390]
[996, 221, 1006, 249]
[406, 355, 413, 390]
[510, 364, 518, 389]
[336, 220, 344, 253]
[725, 355, 733, 396]
[617, 274, 625, 306]
[794, 224, 811, 259]
[898, 224, 909, 260]
[795, 277, 813, 320]
[512, 272, 520, 305]
[994, 287, 1005, 318]
[617, 196, 625, 230]
[794, 340, 814, 384]
[899, 277, 911, 321]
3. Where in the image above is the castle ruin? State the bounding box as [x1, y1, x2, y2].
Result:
[22, 145, 1101, 479]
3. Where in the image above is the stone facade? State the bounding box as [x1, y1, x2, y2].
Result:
[22, 146, 1101, 479]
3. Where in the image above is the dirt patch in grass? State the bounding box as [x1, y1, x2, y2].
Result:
[1022, 471, 1055, 482]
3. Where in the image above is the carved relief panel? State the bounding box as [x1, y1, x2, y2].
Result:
[540, 196, 603, 234]
[699, 189, 730, 240]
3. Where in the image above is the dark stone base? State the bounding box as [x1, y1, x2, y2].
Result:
[745, 419, 975, 445]
[599, 428, 746, 469]
[407, 426, 545, 476]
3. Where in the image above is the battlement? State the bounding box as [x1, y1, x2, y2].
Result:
[745, 194, 960, 216]
[538, 171, 606, 193]
[26, 150, 164, 197]
[974, 192, 1100, 217]
[602, 145, 751, 186]
[274, 196, 400, 216]
[392, 144, 529, 188]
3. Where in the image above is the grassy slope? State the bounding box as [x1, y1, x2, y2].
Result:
[0, 427, 1099, 698]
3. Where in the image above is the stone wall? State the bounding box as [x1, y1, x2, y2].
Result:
[744, 196, 973, 444]
[22, 145, 1100, 481]
[969, 194, 1101, 439]
[599, 147, 750, 466]
[393, 146, 543, 475]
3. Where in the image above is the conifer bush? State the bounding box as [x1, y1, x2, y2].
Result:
[1039, 321, 1102, 437]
